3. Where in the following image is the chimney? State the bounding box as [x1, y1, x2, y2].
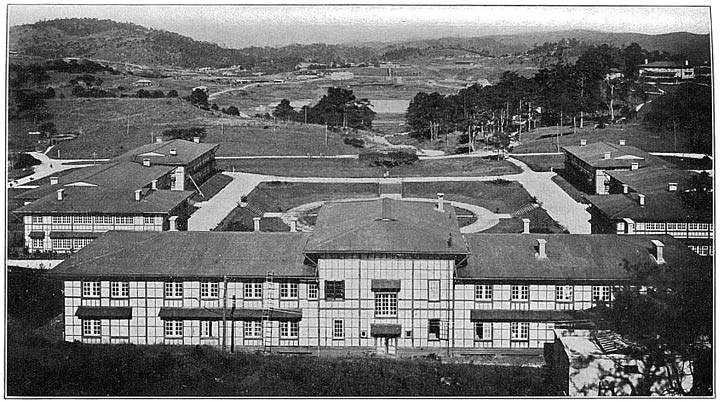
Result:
[622, 184, 629, 194]
[650, 239, 665, 264]
[638, 194, 645, 206]
[437, 193, 445, 212]
[50, 176, 59, 185]
[536, 239, 547, 259]
[57, 189, 64, 201]
[644, 58, 649, 65]
[193, 136, 200, 143]
[168, 216, 178, 231]
[631, 162, 639, 170]
[522, 218, 530, 234]
[668, 182, 678, 192]
[155, 137, 163, 143]
[135, 189, 142, 201]
[290, 217, 298, 233]
[151, 179, 158, 190]
[580, 139, 587, 146]
[619, 139, 626, 146]
[603, 152, 611, 160]
[253, 217, 261, 232]
[685, 60, 689, 66]
[142, 158, 151, 167]
[170, 148, 177, 156]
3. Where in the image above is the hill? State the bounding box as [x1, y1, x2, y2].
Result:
[10, 18, 711, 70]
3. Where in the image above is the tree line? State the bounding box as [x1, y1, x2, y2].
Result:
[272, 87, 376, 130]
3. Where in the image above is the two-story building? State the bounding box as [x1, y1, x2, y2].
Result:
[15, 186, 193, 253]
[637, 60, 695, 84]
[51, 198, 702, 355]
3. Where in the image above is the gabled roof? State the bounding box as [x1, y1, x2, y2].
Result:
[16, 161, 174, 201]
[606, 165, 695, 194]
[304, 198, 468, 254]
[458, 234, 698, 281]
[562, 142, 667, 169]
[585, 192, 712, 222]
[15, 187, 194, 215]
[51, 231, 314, 279]
[112, 139, 219, 166]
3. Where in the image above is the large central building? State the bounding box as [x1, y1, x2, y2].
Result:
[52, 198, 701, 355]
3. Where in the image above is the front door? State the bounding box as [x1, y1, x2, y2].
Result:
[374, 337, 397, 355]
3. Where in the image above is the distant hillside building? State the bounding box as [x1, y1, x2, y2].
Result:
[637, 60, 694, 84]
[133, 79, 153, 87]
[51, 198, 701, 354]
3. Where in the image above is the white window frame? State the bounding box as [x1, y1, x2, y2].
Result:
[280, 321, 299, 339]
[95, 216, 114, 225]
[52, 216, 71, 224]
[474, 322, 492, 341]
[72, 238, 93, 250]
[428, 319, 441, 341]
[374, 292, 398, 317]
[164, 320, 183, 338]
[332, 319, 344, 339]
[307, 283, 318, 300]
[555, 285, 574, 303]
[244, 283, 262, 299]
[31, 216, 43, 224]
[83, 319, 101, 337]
[201, 282, 219, 299]
[164, 282, 183, 299]
[280, 283, 299, 299]
[143, 216, 155, 225]
[115, 216, 134, 225]
[200, 321, 214, 338]
[82, 281, 101, 298]
[244, 321, 262, 338]
[428, 279, 441, 302]
[511, 285, 529, 301]
[31, 238, 44, 249]
[592, 286, 611, 302]
[475, 284, 493, 301]
[52, 238, 72, 250]
[510, 322, 529, 341]
[110, 281, 129, 298]
[73, 216, 92, 224]
[325, 280, 345, 300]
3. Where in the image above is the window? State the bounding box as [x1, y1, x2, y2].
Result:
[52, 216, 71, 224]
[164, 320, 183, 337]
[73, 216, 92, 224]
[374, 292, 398, 317]
[645, 222, 665, 231]
[52, 239, 72, 250]
[634, 222, 646, 231]
[111, 281, 129, 298]
[143, 216, 155, 225]
[428, 280, 440, 302]
[164, 282, 183, 298]
[592, 286, 611, 302]
[82, 281, 101, 298]
[510, 322, 529, 340]
[201, 282, 219, 299]
[475, 285, 493, 301]
[32, 238, 43, 249]
[428, 319, 441, 341]
[308, 283, 318, 300]
[511, 285, 529, 301]
[325, 280, 345, 300]
[689, 223, 709, 231]
[200, 321, 213, 338]
[116, 216, 134, 225]
[474, 322, 492, 341]
[32, 216, 43, 224]
[244, 321, 262, 338]
[95, 216, 113, 225]
[280, 283, 298, 299]
[244, 283, 262, 299]
[280, 321, 299, 338]
[332, 319, 344, 339]
[83, 319, 101, 337]
[73, 238, 93, 249]
[555, 285, 573, 302]
[667, 223, 686, 231]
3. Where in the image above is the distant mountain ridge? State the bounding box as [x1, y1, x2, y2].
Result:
[9, 18, 711, 69]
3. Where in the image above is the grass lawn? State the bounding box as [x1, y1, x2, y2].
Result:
[402, 181, 533, 214]
[512, 154, 565, 172]
[480, 208, 567, 234]
[513, 122, 700, 153]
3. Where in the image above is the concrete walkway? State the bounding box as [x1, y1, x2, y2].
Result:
[7, 259, 63, 270]
[8, 152, 98, 188]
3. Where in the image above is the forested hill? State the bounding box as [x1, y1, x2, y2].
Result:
[9, 18, 711, 70]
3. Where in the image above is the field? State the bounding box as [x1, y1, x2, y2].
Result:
[513, 121, 702, 153]
[512, 154, 565, 172]
[218, 157, 520, 178]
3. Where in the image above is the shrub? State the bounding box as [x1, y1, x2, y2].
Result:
[343, 137, 365, 148]
[162, 127, 207, 141]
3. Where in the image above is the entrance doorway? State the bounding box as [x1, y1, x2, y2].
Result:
[375, 336, 397, 355]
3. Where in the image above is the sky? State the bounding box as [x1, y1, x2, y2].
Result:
[6, 4, 712, 48]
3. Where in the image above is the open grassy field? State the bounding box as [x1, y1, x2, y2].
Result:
[513, 122, 701, 153]
[402, 181, 533, 214]
[218, 157, 520, 178]
[512, 154, 565, 172]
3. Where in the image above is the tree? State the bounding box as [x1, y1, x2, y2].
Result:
[601, 257, 713, 395]
[188, 88, 209, 108]
[162, 127, 207, 141]
[309, 87, 375, 129]
[166, 90, 179, 98]
[222, 106, 240, 116]
[679, 172, 712, 214]
[273, 99, 297, 121]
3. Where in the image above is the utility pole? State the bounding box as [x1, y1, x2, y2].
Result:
[126, 113, 130, 137]
[222, 275, 228, 352]
[325, 124, 328, 147]
[230, 295, 236, 353]
[304, 107, 308, 124]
